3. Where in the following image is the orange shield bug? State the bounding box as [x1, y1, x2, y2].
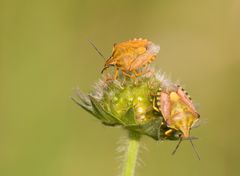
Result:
[102, 38, 160, 79]
[153, 85, 200, 159]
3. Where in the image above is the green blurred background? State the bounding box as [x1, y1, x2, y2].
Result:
[0, 0, 240, 176]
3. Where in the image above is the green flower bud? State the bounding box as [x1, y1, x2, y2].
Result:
[72, 70, 185, 141]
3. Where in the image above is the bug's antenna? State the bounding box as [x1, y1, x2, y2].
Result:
[189, 138, 200, 160]
[171, 137, 183, 155]
[88, 40, 105, 60]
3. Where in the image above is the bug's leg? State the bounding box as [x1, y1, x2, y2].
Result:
[122, 70, 136, 80]
[165, 129, 174, 137]
[121, 70, 129, 86]
[133, 64, 154, 77]
[152, 97, 160, 112]
[132, 69, 149, 77]
[113, 67, 119, 80]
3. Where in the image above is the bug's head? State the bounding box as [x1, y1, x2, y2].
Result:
[167, 92, 200, 139]
[101, 57, 117, 73]
[169, 111, 198, 139]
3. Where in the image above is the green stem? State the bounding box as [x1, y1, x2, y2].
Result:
[122, 131, 141, 176]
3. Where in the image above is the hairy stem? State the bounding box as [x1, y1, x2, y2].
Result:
[122, 131, 141, 176]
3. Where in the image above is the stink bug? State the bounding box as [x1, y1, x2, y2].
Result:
[153, 85, 200, 159]
[102, 38, 160, 79]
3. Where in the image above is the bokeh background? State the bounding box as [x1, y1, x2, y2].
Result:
[1, 0, 240, 176]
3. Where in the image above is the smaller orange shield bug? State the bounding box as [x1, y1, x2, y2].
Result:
[153, 85, 200, 159]
[102, 38, 160, 79]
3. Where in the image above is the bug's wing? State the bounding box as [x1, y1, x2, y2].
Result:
[129, 53, 153, 71]
[160, 92, 171, 122]
[129, 42, 160, 71]
[177, 88, 199, 117]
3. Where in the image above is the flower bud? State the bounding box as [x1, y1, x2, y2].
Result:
[72, 70, 199, 141]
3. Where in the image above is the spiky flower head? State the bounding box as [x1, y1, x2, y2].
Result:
[71, 69, 191, 141]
